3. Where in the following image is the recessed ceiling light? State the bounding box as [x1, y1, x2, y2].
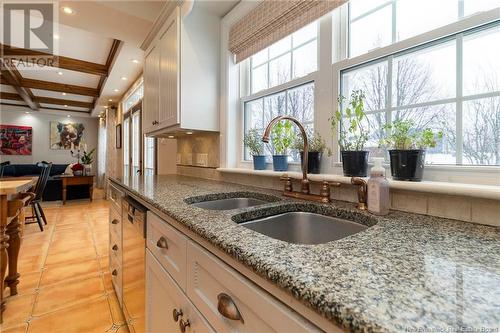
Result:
[67, 114, 71, 118]
[168, 135, 175, 139]
[62, 7, 74, 15]
[108, 99, 113, 102]
[57, 71, 63, 75]
[131, 59, 139, 64]
[25, 111, 30, 114]
[121, 77, 127, 81]
[62, 92, 67, 96]
[186, 131, 193, 135]
[64, 105, 68, 107]
[53, 34, 60, 40]
[113, 89, 119, 92]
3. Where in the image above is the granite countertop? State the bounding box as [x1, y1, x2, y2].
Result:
[110, 174, 500, 333]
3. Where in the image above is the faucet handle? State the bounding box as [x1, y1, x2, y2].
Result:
[280, 174, 293, 192]
[279, 173, 290, 181]
[327, 181, 341, 187]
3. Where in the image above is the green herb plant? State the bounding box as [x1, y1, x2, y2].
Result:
[379, 119, 443, 150]
[292, 132, 332, 156]
[271, 120, 294, 155]
[243, 128, 264, 156]
[330, 90, 368, 151]
[81, 148, 95, 164]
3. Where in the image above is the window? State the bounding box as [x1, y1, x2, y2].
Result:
[123, 117, 130, 170]
[244, 82, 314, 161]
[348, 0, 500, 58]
[144, 137, 155, 174]
[249, 22, 318, 94]
[242, 22, 318, 163]
[340, 23, 500, 165]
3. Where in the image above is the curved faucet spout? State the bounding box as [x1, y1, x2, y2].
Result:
[262, 115, 309, 193]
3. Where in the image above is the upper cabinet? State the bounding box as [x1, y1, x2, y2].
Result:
[143, 2, 220, 136]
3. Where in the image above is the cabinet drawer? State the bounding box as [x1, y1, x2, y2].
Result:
[109, 184, 123, 213]
[146, 250, 215, 333]
[146, 211, 188, 291]
[187, 242, 319, 333]
[109, 229, 122, 264]
[110, 254, 123, 307]
[109, 207, 122, 239]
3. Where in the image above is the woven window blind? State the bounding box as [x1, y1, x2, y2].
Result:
[229, 0, 347, 63]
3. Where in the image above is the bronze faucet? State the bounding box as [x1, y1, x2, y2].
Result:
[262, 116, 340, 203]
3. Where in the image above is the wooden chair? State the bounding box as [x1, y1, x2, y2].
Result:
[25, 162, 52, 231]
[0, 161, 9, 178]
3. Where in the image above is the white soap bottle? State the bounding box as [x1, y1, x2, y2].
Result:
[367, 157, 390, 216]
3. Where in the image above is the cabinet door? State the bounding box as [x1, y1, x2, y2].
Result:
[158, 8, 180, 129]
[146, 250, 214, 333]
[143, 45, 160, 134]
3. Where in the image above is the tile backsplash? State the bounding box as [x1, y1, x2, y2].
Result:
[176, 133, 220, 168]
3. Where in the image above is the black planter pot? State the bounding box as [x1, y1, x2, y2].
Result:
[389, 149, 426, 181]
[341, 151, 369, 177]
[299, 151, 322, 174]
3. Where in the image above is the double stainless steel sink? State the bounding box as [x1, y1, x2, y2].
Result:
[188, 194, 370, 244]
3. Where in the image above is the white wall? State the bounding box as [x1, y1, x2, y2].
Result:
[0, 107, 99, 166]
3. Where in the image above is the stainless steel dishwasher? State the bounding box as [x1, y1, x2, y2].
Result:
[122, 196, 147, 333]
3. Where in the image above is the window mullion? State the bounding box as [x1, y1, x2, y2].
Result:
[386, 55, 393, 126]
[456, 33, 464, 165]
[391, 0, 397, 43]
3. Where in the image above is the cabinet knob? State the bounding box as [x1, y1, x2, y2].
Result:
[111, 219, 119, 225]
[217, 293, 244, 323]
[156, 236, 168, 249]
[111, 269, 118, 276]
[172, 308, 183, 322]
[112, 244, 118, 251]
[179, 319, 190, 333]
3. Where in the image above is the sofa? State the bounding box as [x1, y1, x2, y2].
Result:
[1, 163, 91, 201]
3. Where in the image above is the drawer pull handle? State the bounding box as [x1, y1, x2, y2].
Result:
[111, 219, 119, 225]
[112, 244, 118, 251]
[217, 293, 244, 323]
[156, 236, 168, 249]
[179, 319, 190, 333]
[111, 269, 118, 276]
[172, 308, 183, 322]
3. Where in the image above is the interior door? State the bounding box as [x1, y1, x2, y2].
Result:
[124, 101, 143, 176]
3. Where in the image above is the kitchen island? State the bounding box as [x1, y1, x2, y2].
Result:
[109, 174, 500, 333]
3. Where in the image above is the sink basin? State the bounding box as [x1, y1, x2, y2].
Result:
[239, 212, 368, 244]
[191, 197, 269, 210]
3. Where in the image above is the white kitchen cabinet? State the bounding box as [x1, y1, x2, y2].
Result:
[146, 250, 215, 333]
[142, 2, 220, 136]
[143, 45, 160, 134]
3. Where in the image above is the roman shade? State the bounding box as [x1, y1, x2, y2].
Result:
[229, 0, 348, 63]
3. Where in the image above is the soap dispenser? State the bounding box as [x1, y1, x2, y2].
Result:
[367, 157, 390, 215]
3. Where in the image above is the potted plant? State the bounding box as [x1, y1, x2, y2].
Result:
[331, 90, 369, 177]
[380, 119, 442, 181]
[271, 120, 293, 171]
[292, 132, 331, 174]
[81, 148, 95, 176]
[71, 163, 84, 176]
[244, 129, 266, 170]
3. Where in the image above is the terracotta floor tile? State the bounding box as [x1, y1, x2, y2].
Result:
[28, 296, 113, 333]
[33, 276, 105, 316]
[0, 293, 35, 329]
[54, 223, 91, 232]
[102, 271, 114, 293]
[45, 245, 97, 266]
[115, 325, 131, 333]
[48, 238, 94, 254]
[17, 256, 44, 274]
[107, 293, 126, 325]
[40, 259, 101, 286]
[0, 324, 28, 333]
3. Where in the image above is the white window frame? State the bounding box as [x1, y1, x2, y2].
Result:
[220, 2, 500, 185]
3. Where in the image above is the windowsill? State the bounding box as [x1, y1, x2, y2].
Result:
[217, 167, 500, 200]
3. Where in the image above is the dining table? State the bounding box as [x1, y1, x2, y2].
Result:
[0, 178, 36, 323]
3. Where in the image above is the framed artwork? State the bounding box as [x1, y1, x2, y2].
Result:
[50, 122, 85, 150]
[0, 124, 33, 155]
[116, 124, 122, 149]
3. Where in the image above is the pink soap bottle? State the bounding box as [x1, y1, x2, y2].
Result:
[367, 157, 390, 215]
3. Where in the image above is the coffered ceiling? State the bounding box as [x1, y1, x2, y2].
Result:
[0, 0, 166, 116]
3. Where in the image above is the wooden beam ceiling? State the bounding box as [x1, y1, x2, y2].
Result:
[93, 39, 123, 109]
[1, 76, 99, 97]
[1, 91, 93, 109]
[0, 60, 39, 110]
[1, 44, 108, 76]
